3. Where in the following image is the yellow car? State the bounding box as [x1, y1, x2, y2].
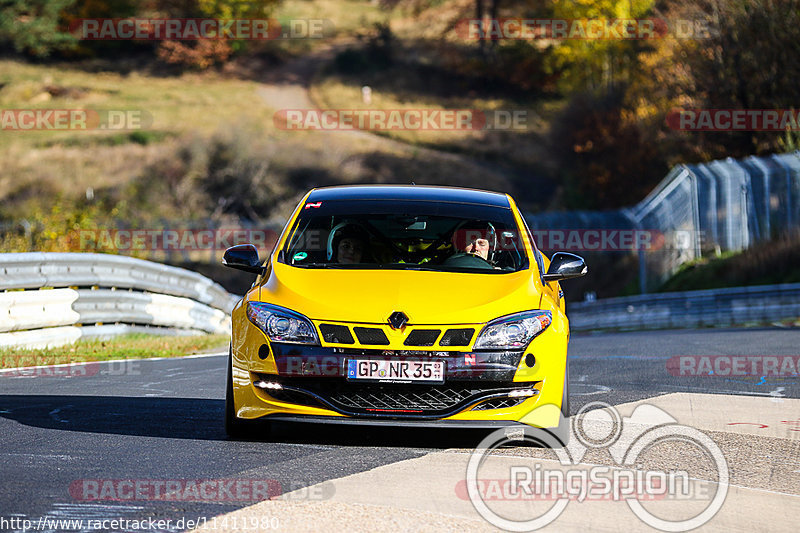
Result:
[223, 185, 586, 442]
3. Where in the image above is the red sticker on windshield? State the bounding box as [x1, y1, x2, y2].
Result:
[304, 202, 322, 209]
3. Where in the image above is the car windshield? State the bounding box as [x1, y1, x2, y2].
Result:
[280, 199, 530, 273]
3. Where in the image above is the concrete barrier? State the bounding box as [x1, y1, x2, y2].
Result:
[0, 253, 239, 348]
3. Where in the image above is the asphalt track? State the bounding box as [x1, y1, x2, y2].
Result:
[1, 327, 798, 532]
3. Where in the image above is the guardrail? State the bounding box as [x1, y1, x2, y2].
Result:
[0, 253, 241, 349]
[567, 283, 800, 332]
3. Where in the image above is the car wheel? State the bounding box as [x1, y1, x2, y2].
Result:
[225, 348, 270, 439]
[561, 361, 570, 419]
[549, 363, 571, 447]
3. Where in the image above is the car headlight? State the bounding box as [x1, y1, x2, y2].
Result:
[246, 302, 319, 345]
[474, 310, 552, 350]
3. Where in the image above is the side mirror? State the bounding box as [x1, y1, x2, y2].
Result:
[543, 252, 587, 282]
[222, 244, 264, 274]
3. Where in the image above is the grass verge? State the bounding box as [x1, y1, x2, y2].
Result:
[659, 232, 800, 292]
[0, 333, 229, 369]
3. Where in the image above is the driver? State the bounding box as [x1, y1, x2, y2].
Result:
[443, 221, 497, 268]
[464, 235, 491, 261]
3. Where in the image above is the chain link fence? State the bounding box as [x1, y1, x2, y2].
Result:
[525, 151, 800, 293]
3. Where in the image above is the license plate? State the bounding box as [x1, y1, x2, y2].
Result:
[346, 359, 445, 383]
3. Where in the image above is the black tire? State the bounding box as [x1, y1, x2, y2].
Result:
[225, 348, 269, 439]
[548, 362, 571, 447]
[561, 361, 570, 419]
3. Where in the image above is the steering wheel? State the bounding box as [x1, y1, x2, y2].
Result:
[441, 252, 495, 270]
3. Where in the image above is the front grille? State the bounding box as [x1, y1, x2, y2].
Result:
[404, 329, 441, 346]
[319, 324, 354, 344]
[471, 397, 526, 411]
[353, 327, 390, 345]
[330, 384, 481, 412]
[261, 377, 536, 417]
[440, 328, 475, 346]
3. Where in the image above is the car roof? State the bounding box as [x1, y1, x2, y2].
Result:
[306, 185, 511, 208]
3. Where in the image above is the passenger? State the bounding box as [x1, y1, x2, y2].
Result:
[329, 224, 370, 264]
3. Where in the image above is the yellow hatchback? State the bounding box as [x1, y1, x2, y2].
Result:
[223, 185, 586, 443]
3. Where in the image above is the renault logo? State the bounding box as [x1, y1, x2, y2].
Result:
[388, 311, 409, 329]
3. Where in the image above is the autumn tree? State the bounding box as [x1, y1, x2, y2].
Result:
[547, 0, 658, 93]
[679, 0, 800, 154]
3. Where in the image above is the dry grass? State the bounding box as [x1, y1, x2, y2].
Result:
[309, 65, 558, 200]
[0, 59, 274, 149]
[0, 333, 229, 369]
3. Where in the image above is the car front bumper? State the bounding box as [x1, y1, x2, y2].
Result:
[232, 343, 565, 429]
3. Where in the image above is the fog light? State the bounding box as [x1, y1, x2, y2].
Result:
[508, 388, 538, 398]
[254, 380, 283, 390]
[258, 344, 271, 360]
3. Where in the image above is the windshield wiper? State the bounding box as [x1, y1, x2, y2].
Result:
[292, 262, 378, 269]
[375, 263, 441, 271]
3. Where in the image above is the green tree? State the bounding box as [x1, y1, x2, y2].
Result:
[0, 0, 77, 57]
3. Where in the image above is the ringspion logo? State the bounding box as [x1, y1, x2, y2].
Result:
[465, 402, 728, 531]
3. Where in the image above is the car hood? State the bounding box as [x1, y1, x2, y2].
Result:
[259, 262, 542, 324]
